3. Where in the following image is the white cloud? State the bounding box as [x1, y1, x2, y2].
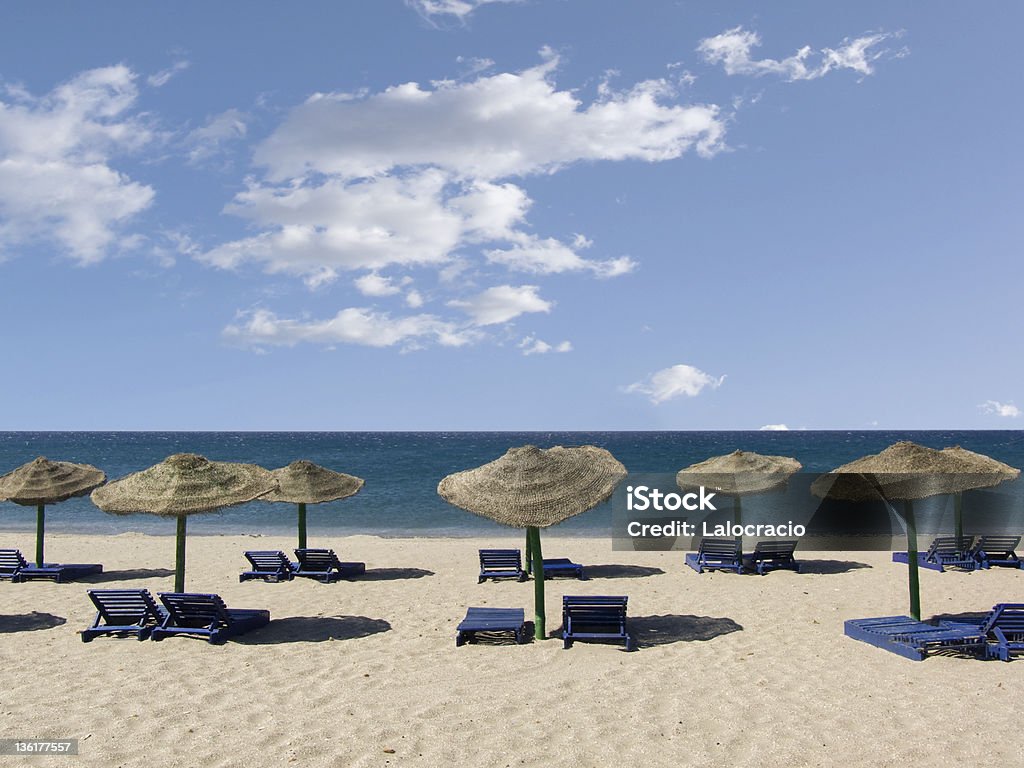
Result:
[448, 284, 552, 325]
[406, 0, 520, 21]
[253, 51, 725, 181]
[405, 289, 424, 308]
[223, 307, 477, 349]
[519, 335, 571, 355]
[980, 400, 1021, 418]
[185, 108, 247, 164]
[486, 233, 636, 277]
[625, 364, 725, 405]
[147, 60, 190, 88]
[0, 65, 155, 263]
[355, 272, 402, 297]
[759, 424, 790, 431]
[698, 27, 900, 81]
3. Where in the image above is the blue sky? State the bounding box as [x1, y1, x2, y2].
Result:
[0, 1, 1021, 430]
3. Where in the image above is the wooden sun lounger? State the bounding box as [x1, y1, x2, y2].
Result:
[892, 536, 977, 572]
[456, 607, 528, 646]
[151, 593, 270, 644]
[970, 536, 1023, 569]
[293, 548, 366, 583]
[742, 541, 801, 575]
[0, 548, 103, 583]
[685, 538, 743, 574]
[478, 549, 528, 583]
[562, 595, 635, 651]
[81, 589, 167, 642]
[240, 550, 296, 582]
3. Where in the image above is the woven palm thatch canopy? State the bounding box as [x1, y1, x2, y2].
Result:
[265, 460, 364, 504]
[0, 456, 106, 506]
[91, 453, 277, 516]
[676, 450, 802, 496]
[437, 445, 627, 528]
[810, 441, 1020, 501]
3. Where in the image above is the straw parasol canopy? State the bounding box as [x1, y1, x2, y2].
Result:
[438, 445, 628, 640]
[0, 456, 106, 566]
[91, 453, 277, 591]
[264, 460, 364, 548]
[676, 450, 802, 496]
[810, 440, 1021, 620]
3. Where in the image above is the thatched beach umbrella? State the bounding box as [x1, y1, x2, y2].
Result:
[942, 446, 1019, 543]
[438, 445, 627, 640]
[264, 460, 364, 548]
[810, 441, 1019, 620]
[0, 457, 106, 566]
[91, 453, 277, 592]
[676, 450, 802, 546]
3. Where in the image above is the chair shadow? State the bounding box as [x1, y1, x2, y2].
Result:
[237, 615, 392, 644]
[797, 560, 871, 575]
[80, 568, 175, 583]
[584, 564, 666, 579]
[629, 614, 743, 647]
[0, 612, 67, 633]
[358, 568, 434, 582]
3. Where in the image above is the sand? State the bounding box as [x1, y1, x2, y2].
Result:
[1, 531, 1022, 767]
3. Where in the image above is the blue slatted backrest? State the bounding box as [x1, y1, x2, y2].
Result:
[982, 604, 1024, 636]
[975, 536, 1021, 555]
[928, 537, 973, 557]
[158, 593, 231, 628]
[0, 549, 28, 573]
[295, 549, 341, 570]
[699, 538, 740, 558]
[89, 589, 162, 624]
[563, 595, 628, 623]
[751, 541, 797, 557]
[479, 549, 522, 570]
[246, 551, 291, 571]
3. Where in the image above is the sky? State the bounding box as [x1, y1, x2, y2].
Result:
[0, 1, 1021, 431]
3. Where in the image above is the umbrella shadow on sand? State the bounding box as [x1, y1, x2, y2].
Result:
[358, 567, 434, 581]
[79, 568, 175, 583]
[237, 615, 391, 644]
[0, 612, 67, 633]
[583, 564, 666, 579]
[796, 559, 872, 575]
[549, 614, 742, 648]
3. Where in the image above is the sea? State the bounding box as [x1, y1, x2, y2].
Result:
[1, 431, 1022, 538]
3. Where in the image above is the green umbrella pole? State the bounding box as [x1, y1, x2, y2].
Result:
[905, 499, 921, 621]
[528, 526, 546, 640]
[174, 515, 187, 593]
[734, 496, 743, 552]
[35, 504, 45, 567]
[298, 502, 308, 550]
[954, 492, 964, 547]
[525, 529, 533, 574]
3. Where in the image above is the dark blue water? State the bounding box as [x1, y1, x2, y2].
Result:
[1, 431, 1021, 537]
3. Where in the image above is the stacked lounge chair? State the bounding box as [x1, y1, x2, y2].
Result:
[685, 538, 743, 574]
[562, 595, 635, 651]
[292, 548, 366, 583]
[150, 593, 270, 644]
[892, 536, 977, 572]
[81, 589, 167, 642]
[970, 536, 1023, 569]
[455, 607, 528, 646]
[239, 550, 297, 582]
[742, 541, 801, 575]
[0, 548, 102, 583]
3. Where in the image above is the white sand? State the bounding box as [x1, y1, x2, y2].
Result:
[1, 532, 1022, 767]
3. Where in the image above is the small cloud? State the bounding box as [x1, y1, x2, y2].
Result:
[406, 0, 520, 21]
[519, 335, 572, 356]
[405, 289, 425, 308]
[624, 364, 725, 405]
[980, 400, 1021, 418]
[448, 284, 552, 326]
[759, 424, 789, 431]
[147, 60, 190, 88]
[354, 272, 402, 297]
[185, 108, 248, 164]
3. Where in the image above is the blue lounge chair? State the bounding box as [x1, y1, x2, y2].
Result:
[976, 603, 1024, 661]
[81, 589, 167, 642]
[892, 536, 977, 572]
[970, 536, 1022, 569]
[456, 607, 528, 646]
[0, 548, 102, 583]
[240, 550, 296, 582]
[685, 538, 743, 574]
[743, 541, 801, 575]
[478, 549, 528, 583]
[542, 558, 585, 580]
[844, 615, 987, 661]
[293, 548, 366, 583]
[562, 595, 635, 651]
[150, 593, 270, 644]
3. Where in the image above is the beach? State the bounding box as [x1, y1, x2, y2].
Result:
[1, 532, 1021, 767]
